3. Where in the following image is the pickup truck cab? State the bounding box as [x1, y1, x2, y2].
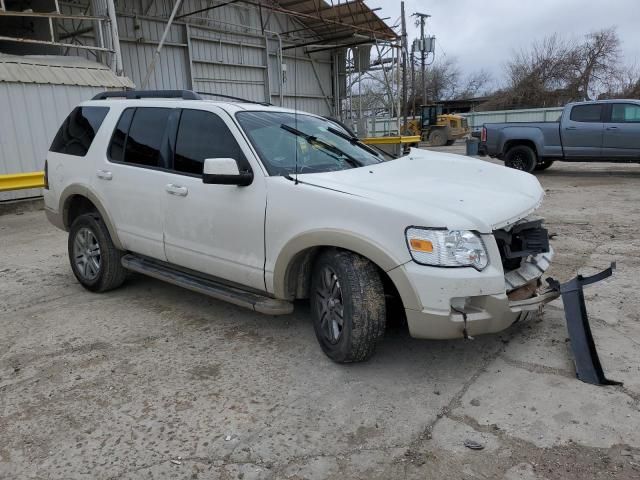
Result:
[44, 90, 557, 363]
[480, 99, 640, 172]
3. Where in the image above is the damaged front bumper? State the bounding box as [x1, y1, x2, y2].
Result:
[398, 248, 559, 341]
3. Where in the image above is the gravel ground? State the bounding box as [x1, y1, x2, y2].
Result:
[1, 146, 639, 479]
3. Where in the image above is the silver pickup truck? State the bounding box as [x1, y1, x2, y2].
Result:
[479, 99, 640, 172]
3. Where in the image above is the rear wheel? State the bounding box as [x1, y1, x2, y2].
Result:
[68, 213, 127, 292]
[310, 250, 386, 363]
[504, 145, 537, 172]
[428, 129, 447, 147]
[534, 159, 555, 171]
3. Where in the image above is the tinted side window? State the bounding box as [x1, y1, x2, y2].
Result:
[108, 108, 134, 162]
[570, 104, 603, 122]
[611, 104, 640, 123]
[50, 106, 109, 156]
[174, 109, 246, 175]
[124, 108, 172, 167]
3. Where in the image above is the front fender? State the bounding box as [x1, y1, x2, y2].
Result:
[270, 229, 406, 299]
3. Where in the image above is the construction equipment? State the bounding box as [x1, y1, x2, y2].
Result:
[404, 104, 470, 146]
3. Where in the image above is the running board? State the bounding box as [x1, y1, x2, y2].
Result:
[547, 262, 621, 386]
[121, 254, 293, 315]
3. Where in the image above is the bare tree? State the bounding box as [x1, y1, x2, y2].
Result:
[485, 28, 622, 109]
[457, 69, 493, 99]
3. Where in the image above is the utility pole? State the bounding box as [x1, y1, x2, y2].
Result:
[413, 12, 430, 107]
[400, 2, 408, 132]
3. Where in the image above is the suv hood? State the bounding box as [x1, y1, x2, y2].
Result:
[295, 148, 544, 233]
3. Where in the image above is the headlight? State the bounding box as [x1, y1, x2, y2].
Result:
[405, 228, 489, 270]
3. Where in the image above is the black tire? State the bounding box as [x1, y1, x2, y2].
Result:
[428, 129, 447, 147]
[68, 213, 127, 292]
[445, 139, 456, 146]
[534, 159, 555, 171]
[504, 145, 537, 172]
[310, 250, 386, 363]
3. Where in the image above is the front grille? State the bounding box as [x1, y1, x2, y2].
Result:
[494, 219, 550, 272]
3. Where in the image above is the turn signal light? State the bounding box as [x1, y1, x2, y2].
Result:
[409, 238, 433, 253]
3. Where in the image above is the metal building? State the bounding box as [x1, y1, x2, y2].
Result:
[0, 0, 396, 201]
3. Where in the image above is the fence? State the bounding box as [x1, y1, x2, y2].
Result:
[462, 107, 563, 131]
[350, 106, 564, 137]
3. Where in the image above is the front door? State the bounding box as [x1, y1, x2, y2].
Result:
[562, 103, 604, 159]
[163, 107, 267, 291]
[603, 103, 640, 159]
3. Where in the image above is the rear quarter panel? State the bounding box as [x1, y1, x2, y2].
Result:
[484, 122, 562, 158]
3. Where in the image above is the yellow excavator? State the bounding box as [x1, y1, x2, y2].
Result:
[404, 104, 470, 146]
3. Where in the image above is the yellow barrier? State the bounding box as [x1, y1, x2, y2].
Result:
[360, 135, 421, 145]
[0, 171, 45, 192]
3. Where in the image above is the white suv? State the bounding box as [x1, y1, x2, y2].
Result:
[44, 90, 556, 362]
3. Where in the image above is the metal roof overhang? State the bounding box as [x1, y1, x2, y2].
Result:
[243, 0, 397, 50]
[279, 0, 396, 43]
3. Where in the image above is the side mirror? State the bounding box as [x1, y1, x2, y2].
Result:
[202, 158, 253, 186]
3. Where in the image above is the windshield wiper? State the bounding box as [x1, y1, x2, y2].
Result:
[326, 126, 382, 157]
[280, 124, 361, 168]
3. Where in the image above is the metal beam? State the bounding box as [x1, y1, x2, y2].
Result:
[0, 172, 45, 192]
[141, 0, 184, 88]
[282, 34, 359, 51]
[175, 0, 239, 20]
[0, 10, 104, 20]
[0, 35, 111, 51]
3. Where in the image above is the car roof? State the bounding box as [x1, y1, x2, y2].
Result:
[79, 97, 318, 117]
[567, 99, 640, 106]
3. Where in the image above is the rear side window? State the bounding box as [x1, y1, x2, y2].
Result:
[569, 104, 603, 123]
[108, 107, 172, 167]
[174, 109, 246, 175]
[611, 103, 640, 123]
[50, 106, 109, 156]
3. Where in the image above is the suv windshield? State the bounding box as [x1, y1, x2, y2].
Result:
[236, 111, 383, 176]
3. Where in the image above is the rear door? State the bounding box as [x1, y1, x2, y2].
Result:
[602, 103, 640, 159]
[162, 107, 267, 291]
[562, 104, 604, 159]
[93, 106, 175, 260]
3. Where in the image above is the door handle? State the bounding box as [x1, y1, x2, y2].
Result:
[165, 184, 188, 197]
[606, 126, 618, 130]
[565, 126, 577, 130]
[96, 169, 113, 180]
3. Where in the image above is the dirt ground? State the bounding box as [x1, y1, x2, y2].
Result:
[1, 146, 640, 479]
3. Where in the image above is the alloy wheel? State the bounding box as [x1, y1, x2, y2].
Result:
[73, 227, 101, 281]
[315, 265, 345, 344]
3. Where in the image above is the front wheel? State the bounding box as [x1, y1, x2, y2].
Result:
[504, 145, 537, 172]
[428, 129, 447, 147]
[310, 250, 386, 363]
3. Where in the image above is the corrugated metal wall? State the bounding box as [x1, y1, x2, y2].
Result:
[0, 83, 108, 201]
[112, 0, 335, 114]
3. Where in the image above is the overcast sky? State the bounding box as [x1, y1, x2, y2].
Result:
[365, 0, 640, 86]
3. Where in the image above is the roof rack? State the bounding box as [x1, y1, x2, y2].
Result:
[92, 90, 202, 100]
[195, 91, 272, 106]
[91, 89, 273, 106]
